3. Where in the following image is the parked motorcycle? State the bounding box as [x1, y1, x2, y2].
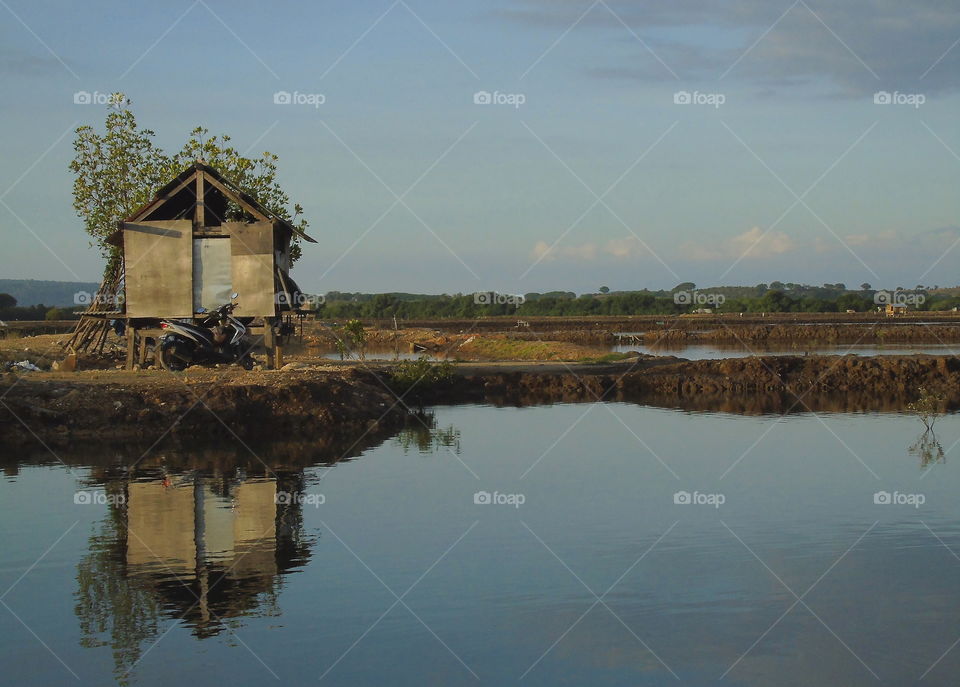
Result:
[157, 294, 255, 371]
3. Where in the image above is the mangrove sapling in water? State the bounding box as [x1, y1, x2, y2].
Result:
[907, 386, 945, 431]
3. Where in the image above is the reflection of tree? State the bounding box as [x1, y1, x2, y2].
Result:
[909, 430, 945, 468]
[393, 412, 461, 454]
[75, 483, 160, 686]
[74, 472, 312, 683]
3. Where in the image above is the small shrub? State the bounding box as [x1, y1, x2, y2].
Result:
[338, 319, 366, 360]
[907, 386, 945, 431]
[389, 357, 454, 394]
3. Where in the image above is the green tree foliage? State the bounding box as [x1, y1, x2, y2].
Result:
[70, 94, 308, 277]
[339, 319, 367, 360]
[70, 94, 171, 273]
[315, 284, 905, 319]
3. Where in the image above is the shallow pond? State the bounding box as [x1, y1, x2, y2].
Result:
[612, 341, 960, 359]
[1, 404, 959, 686]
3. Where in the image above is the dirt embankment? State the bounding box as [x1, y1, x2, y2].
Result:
[321, 321, 960, 355]
[0, 366, 408, 446]
[3, 355, 959, 446]
[649, 324, 960, 345]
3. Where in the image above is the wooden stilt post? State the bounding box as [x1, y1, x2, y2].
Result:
[138, 333, 148, 368]
[125, 327, 136, 370]
[264, 325, 275, 370]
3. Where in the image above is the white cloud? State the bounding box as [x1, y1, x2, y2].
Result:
[604, 236, 644, 259]
[682, 226, 798, 260]
[531, 236, 645, 262]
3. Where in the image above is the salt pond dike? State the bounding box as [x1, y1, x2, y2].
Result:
[2, 355, 959, 445]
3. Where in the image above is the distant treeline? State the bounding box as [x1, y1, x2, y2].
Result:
[318, 284, 960, 319]
[0, 279, 99, 308]
[0, 294, 82, 321]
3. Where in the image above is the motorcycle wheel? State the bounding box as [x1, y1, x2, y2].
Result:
[158, 338, 191, 372]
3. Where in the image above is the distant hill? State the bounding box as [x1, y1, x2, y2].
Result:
[0, 279, 100, 307]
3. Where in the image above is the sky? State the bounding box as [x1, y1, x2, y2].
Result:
[0, 0, 958, 295]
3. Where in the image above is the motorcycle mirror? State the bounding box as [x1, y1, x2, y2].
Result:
[196, 307, 207, 314]
[231, 292, 239, 300]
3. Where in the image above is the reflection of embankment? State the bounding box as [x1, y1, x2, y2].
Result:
[3, 422, 404, 477]
[417, 355, 960, 415]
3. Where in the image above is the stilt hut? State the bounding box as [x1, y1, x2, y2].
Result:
[107, 162, 316, 369]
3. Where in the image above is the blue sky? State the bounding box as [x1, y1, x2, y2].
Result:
[1, 0, 958, 294]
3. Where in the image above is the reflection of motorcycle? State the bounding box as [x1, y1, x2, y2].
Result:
[157, 294, 255, 371]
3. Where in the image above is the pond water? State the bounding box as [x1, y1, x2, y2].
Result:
[611, 341, 960, 359]
[320, 347, 440, 361]
[1, 404, 959, 686]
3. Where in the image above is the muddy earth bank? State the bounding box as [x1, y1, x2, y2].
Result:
[2, 354, 958, 446]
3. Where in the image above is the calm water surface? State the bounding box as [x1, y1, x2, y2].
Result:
[612, 341, 960, 359]
[1, 404, 959, 686]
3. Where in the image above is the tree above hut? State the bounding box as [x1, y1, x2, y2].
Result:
[69, 93, 309, 277]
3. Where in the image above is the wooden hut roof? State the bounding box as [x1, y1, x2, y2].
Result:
[115, 161, 316, 243]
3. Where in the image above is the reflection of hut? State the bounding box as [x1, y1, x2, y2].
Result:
[123, 475, 300, 636]
[107, 162, 316, 369]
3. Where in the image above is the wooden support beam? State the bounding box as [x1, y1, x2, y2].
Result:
[195, 170, 205, 228]
[130, 174, 196, 221]
[203, 174, 271, 222]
